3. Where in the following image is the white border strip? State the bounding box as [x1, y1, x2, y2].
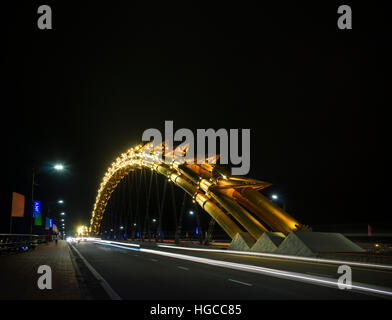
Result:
[156, 244, 392, 270]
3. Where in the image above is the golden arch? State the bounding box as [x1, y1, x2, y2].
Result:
[90, 142, 308, 242]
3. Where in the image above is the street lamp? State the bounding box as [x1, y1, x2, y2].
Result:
[61, 212, 65, 216]
[47, 200, 66, 229]
[54, 164, 64, 171]
[152, 219, 157, 223]
[189, 210, 194, 215]
[271, 194, 286, 211]
[30, 163, 65, 234]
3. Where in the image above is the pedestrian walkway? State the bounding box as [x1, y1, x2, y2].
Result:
[0, 240, 81, 300]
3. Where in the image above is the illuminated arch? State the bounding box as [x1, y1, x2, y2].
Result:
[90, 142, 307, 241]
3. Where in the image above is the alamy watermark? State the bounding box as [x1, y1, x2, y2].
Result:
[337, 265, 352, 290]
[337, 5, 352, 30]
[37, 265, 52, 290]
[37, 5, 52, 30]
[142, 121, 250, 175]
[36, 4, 352, 31]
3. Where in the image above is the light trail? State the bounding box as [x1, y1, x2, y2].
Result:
[96, 240, 140, 248]
[94, 241, 140, 251]
[92, 240, 392, 298]
[157, 244, 392, 271]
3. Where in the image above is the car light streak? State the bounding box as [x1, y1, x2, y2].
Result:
[94, 241, 140, 251]
[157, 244, 392, 271]
[93, 239, 140, 248]
[91, 241, 392, 297]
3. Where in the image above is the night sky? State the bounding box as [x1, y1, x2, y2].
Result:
[2, 1, 390, 234]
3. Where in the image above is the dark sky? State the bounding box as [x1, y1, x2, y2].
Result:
[1, 1, 390, 234]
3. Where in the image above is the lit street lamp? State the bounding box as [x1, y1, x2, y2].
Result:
[271, 194, 286, 211]
[54, 164, 64, 171]
[30, 164, 65, 234]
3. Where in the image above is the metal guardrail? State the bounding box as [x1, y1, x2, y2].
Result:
[0, 234, 47, 255]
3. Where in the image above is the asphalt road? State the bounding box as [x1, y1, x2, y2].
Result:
[70, 241, 392, 300]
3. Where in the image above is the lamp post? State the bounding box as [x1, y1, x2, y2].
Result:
[30, 163, 64, 234]
[30, 168, 36, 234]
[47, 199, 65, 229]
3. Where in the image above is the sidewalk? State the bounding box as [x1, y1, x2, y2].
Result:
[0, 240, 81, 300]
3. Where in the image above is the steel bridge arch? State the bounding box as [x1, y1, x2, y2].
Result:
[90, 142, 308, 242]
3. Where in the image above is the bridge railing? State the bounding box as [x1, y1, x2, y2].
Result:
[0, 234, 47, 255]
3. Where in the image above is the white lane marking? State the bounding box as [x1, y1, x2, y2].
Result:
[69, 243, 122, 300]
[93, 241, 392, 298]
[307, 272, 330, 277]
[228, 279, 252, 286]
[150, 258, 158, 262]
[178, 266, 189, 271]
[156, 244, 392, 271]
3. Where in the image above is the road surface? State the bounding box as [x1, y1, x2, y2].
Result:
[69, 241, 392, 300]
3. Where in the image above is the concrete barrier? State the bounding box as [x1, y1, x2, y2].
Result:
[275, 231, 365, 257]
[250, 232, 286, 253]
[227, 232, 256, 251]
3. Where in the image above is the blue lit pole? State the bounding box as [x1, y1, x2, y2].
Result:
[30, 168, 36, 234]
